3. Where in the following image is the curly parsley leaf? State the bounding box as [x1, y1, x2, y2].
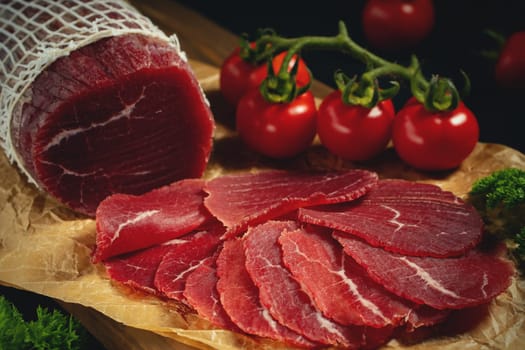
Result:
[1, 295, 88, 350]
[0, 295, 27, 349]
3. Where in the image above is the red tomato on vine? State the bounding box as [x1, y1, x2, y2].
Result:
[392, 98, 479, 171]
[220, 47, 310, 106]
[236, 88, 317, 158]
[495, 31, 525, 89]
[317, 90, 395, 161]
[362, 0, 435, 51]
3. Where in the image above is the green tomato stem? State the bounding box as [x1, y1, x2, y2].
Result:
[251, 20, 457, 111]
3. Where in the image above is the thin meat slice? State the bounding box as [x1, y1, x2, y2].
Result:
[216, 238, 318, 348]
[93, 178, 210, 262]
[243, 220, 380, 349]
[154, 224, 223, 301]
[204, 169, 378, 238]
[183, 251, 241, 332]
[104, 223, 222, 296]
[334, 232, 515, 310]
[299, 179, 483, 257]
[279, 226, 413, 328]
[405, 306, 451, 331]
[104, 242, 175, 296]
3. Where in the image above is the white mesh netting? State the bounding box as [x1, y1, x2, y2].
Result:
[0, 0, 185, 185]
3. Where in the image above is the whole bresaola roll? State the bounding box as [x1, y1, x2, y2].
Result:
[0, 0, 214, 216]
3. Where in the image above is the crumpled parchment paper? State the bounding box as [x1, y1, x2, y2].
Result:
[1, 66, 524, 349]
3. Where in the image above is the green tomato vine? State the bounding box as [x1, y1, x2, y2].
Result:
[241, 21, 469, 111]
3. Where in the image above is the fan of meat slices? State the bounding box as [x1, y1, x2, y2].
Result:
[93, 169, 515, 350]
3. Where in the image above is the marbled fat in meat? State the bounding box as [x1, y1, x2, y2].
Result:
[279, 226, 413, 328]
[243, 220, 380, 349]
[93, 178, 211, 262]
[204, 169, 378, 238]
[335, 232, 515, 310]
[183, 251, 241, 332]
[154, 224, 223, 301]
[11, 34, 214, 216]
[299, 179, 483, 257]
[216, 238, 318, 348]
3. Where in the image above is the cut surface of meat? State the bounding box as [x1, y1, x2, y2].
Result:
[183, 251, 241, 332]
[335, 232, 515, 310]
[216, 238, 317, 348]
[299, 179, 483, 257]
[243, 220, 374, 348]
[93, 178, 211, 263]
[10, 34, 214, 216]
[279, 226, 413, 328]
[154, 224, 223, 301]
[204, 169, 378, 238]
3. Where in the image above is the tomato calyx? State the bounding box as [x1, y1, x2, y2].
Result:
[260, 53, 312, 103]
[410, 75, 460, 112]
[407, 54, 471, 113]
[334, 70, 400, 108]
[235, 32, 313, 104]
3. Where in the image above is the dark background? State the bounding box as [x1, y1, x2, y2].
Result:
[179, 0, 524, 153]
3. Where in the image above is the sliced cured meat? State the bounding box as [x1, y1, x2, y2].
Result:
[104, 243, 174, 295]
[204, 169, 378, 238]
[104, 223, 222, 295]
[8, 31, 214, 216]
[334, 232, 515, 310]
[405, 306, 451, 331]
[279, 226, 413, 328]
[183, 251, 241, 332]
[93, 178, 210, 263]
[154, 224, 223, 301]
[243, 220, 374, 349]
[299, 179, 483, 257]
[216, 238, 317, 348]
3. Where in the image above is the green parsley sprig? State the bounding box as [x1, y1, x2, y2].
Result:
[0, 295, 88, 350]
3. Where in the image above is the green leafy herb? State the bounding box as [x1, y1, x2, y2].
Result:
[0, 295, 88, 350]
[468, 167, 525, 272]
[0, 295, 27, 349]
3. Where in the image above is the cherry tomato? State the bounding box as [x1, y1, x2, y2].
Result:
[362, 0, 435, 51]
[392, 98, 479, 171]
[220, 47, 310, 106]
[495, 31, 525, 89]
[236, 88, 317, 158]
[317, 90, 395, 161]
